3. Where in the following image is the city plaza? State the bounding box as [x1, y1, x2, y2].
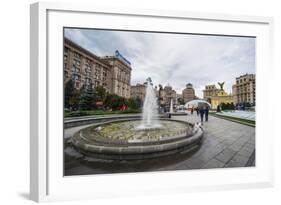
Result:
[63, 37, 256, 175]
[64, 112, 255, 175]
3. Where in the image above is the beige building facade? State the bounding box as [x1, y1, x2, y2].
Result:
[203, 82, 234, 109]
[209, 90, 234, 109]
[64, 38, 132, 98]
[156, 84, 177, 110]
[232, 74, 256, 105]
[102, 56, 131, 98]
[203, 84, 219, 101]
[130, 83, 146, 102]
[163, 85, 177, 107]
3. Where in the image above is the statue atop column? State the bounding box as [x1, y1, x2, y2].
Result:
[218, 82, 225, 90]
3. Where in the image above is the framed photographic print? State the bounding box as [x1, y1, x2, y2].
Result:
[30, 2, 274, 202]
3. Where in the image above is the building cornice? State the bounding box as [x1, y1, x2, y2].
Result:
[64, 37, 111, 68]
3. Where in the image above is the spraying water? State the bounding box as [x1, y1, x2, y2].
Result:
[169, 98, 173, 113]
[136, 77, 162, 130]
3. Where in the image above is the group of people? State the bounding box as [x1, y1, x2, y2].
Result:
[190, 105, 210, 124]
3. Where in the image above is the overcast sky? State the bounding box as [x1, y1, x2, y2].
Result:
[64, 28, 255, 98]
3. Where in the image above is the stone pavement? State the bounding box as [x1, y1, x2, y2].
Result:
[156, 113, 255, 170]
[64, 113, 255, 176]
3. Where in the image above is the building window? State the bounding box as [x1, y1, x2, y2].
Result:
[95, 81, 100, 87]
[74, 52, 81, 59]
[72, 73, 80, 81]
[86, 58, 92, 65]
[72, 65, 80, 73]
[85, 64, 91, 76]
[85, 78, 92, 87]
[73, 59, 80, 66]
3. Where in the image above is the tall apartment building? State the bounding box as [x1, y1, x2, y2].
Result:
[102, 54, 131, 98]
[182, 83, 196, 103]
[232, 74, 256, 105]
[64, 37, 132, 98]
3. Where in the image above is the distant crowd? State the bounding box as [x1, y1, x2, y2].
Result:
[190, 106, 209, 124]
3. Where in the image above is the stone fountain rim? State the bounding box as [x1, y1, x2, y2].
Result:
[72, 118, 195, 146]
[71, 118, 204, 158]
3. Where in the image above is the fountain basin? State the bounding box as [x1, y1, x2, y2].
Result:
[71, 119, 204, 160]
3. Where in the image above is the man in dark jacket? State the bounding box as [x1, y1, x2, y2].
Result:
[199, 106, 205, 124]
[204, 105, 210, 122]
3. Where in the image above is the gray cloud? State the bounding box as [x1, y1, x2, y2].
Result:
[64, 28, 255, 98]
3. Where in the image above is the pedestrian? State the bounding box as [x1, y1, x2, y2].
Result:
[199, 106, 205, 124]
[191, 106, 194, 115]
[204, 105, 209, 122]
[196, 107, 199, 116]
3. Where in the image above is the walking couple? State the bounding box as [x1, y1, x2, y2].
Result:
[198, 105, 209, 124]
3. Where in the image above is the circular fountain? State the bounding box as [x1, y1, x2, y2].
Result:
[71, 78, 203, 160]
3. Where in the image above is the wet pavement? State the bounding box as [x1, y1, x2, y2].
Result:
[64, 113, 255, 176]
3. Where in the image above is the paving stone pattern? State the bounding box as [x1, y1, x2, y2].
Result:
[64, 113, 255, 175]
[168, 114, 255, 170]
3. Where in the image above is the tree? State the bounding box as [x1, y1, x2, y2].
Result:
[244, 102, 251, 108]
[127, 97, 142, 110]
[221, 102, 226, 110]
[217, 105, 221, 112]
[220, 102, 235, 110]
[64, 79, 75, 109]
[79, 83, 96, 110]
[95, 85, 107, 102]
[230, 102, 235, 110]
[69, 89, 80, 110]
[127, 98, 137, 110]
[135, 97, 142, 109]
[105, 94, 125, 110]
[177, 98, 185, 105]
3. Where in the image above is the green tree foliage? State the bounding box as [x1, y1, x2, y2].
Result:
[64, 79, 75, 109]
[127, 97, 142, 110]
[135, 97, 142, 109]
[69, 89, 80, 110]
[95, 85, 107, 102]
[217, 105, 221, 112]
[105, 94, 126, 110]
[230, 102, 235, 110]
[104, 94, 113, 109]
[177, 98, 185, 105]
[66, 80, 145, 112]
[244, 102, 251, 108]
[220, 102, 235, 110]
[221, 103, 226, 110]
[79, 83, 96, 110]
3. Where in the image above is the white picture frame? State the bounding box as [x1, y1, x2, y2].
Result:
[30, 2, 274, 202]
